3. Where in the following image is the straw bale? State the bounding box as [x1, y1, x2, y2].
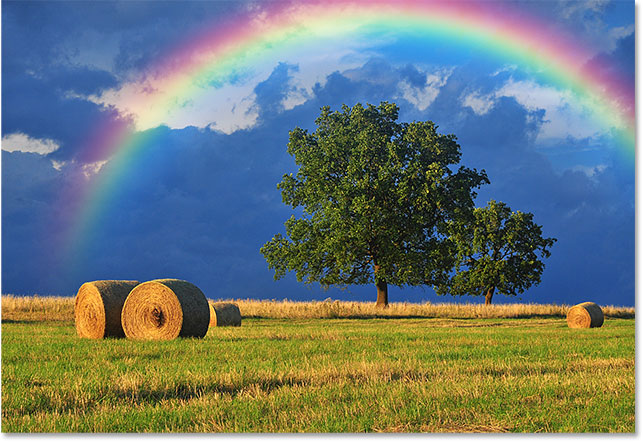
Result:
[74, 280, 140, 339]
[566, 302, 604, 328]
[121, 279, 209, 340]
[209, 302, 242, 327]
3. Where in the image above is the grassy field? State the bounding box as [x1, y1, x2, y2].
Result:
[1, 297, 635, 432]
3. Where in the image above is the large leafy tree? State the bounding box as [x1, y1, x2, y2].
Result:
[261, 102, 488, 307]
[438, 200, 557, 305]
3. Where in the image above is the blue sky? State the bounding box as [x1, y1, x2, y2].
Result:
[1, 0, 635, 306]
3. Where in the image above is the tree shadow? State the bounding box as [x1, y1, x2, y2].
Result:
[111, 378, 304, 403]
[1, 318, 40, 324]
[109, 369, 426, 405]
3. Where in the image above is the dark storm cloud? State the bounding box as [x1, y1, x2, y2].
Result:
[583, 33, 635, 116]
[56, 124, 311, 299]
[46, 66, 119, 97]
[399, 64, 428, 89]
[1, 39, 634, 306]
[254, 63, 300, 117]
[415, 61, 633, 306]
[2, 71, 130, 162]
[2, 1, 252, 74]
[302, 58, 632, 306]
[1, 1, 254, 164]
[3, 59, 409, 299]
[2, 0, 294, 170]
[1, 151, 70, 294]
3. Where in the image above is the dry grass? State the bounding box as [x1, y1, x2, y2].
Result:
[230, 298, 634, 320]
[2, 295, 634, 323]
[2, 296, 75, 322]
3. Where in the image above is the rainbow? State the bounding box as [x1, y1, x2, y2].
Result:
[60, 0, 635, 272]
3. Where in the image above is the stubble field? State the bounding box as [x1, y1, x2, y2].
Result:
[1, 296, 635, 432]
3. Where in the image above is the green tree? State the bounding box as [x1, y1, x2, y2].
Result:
[260, 102, 488, 307]
[438, 200, 556, 305]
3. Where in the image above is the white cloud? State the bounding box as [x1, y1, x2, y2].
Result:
[558, 0, 609, 20]
[281, 87, 311, 111]
[82, 160, 108, 178]
[605, 25, 634, 52]
[570, 164, 607, 178]
[398, 69, 452, 111]
[491, 65, 518, 77]
[461, 91, 495, 115]
[281, 49, 370, 111]
[496, 79, 603, 141]
[48, 158, 107, 177]
[51, 160, 67, 171]
[555, 1, 632, 57]
[1, 133, 60, 155]
[86, 72, 262, 133]
[85, 27, 379, 133]
[461, 78, 607, 142]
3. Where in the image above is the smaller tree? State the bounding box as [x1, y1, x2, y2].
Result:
[438, 200, 556, 305]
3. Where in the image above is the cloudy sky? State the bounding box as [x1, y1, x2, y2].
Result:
[1, 0, 635, 306]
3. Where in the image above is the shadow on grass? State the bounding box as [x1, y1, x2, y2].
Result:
[245, 315, 459, 320]
[345, 314, 571, 321]
[1, 317, 74, 324]
[246, 312, 634, 320]
[110, 370, 423, 405]
[13, 377, 312, 416]
[605, 312, 636, 319]
[246, 314, 564, 321]
[1, 318, 41, 324]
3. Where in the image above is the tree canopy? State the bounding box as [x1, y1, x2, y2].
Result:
[437, 200, 557, 305]
[261, 102, 488, 306]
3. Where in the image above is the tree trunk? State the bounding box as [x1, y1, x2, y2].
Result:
[485, 286, 495, 306]
[373, 264, 388, 308]
[376, 280, 388, 308]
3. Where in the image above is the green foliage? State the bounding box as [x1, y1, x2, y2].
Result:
[439, 200, 557, 301]
[261, 102, 488, 296]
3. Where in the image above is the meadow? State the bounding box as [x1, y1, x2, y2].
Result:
[1, 296, 635, 432]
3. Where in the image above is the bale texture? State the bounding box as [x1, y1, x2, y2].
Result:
[75, 280, 140, 339]
[567, 302, 604, 328]
[209, 302, 242, 327]
[121, 279, 209, 340]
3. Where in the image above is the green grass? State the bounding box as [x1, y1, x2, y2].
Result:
[1, 315, 634, 432]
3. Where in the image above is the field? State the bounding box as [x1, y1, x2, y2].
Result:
[1, 296, 635, 433]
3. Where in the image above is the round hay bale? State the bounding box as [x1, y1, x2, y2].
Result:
[209, 302, 242, 327]
[121, 279, 209, 340]
[567, 302, 604, 328]
[75, 280, 140, 339]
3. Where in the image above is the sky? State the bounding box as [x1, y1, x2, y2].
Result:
[1, 0, 635, 306]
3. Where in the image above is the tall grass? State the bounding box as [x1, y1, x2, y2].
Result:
[1, 295, 634, 322]
[234, 299, 634, 319]
[2, 296, 75, 322]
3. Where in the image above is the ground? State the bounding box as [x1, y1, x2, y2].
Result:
[0, 300, 635, 432]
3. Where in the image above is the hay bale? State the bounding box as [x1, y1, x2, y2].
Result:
[567, 302, 604, 328]
[121, 279, 209, 340]
[209, 302, 242, 327]
[75, 280, 140, 339]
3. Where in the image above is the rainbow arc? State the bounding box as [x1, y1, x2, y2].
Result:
[59, 0, 635, 271]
